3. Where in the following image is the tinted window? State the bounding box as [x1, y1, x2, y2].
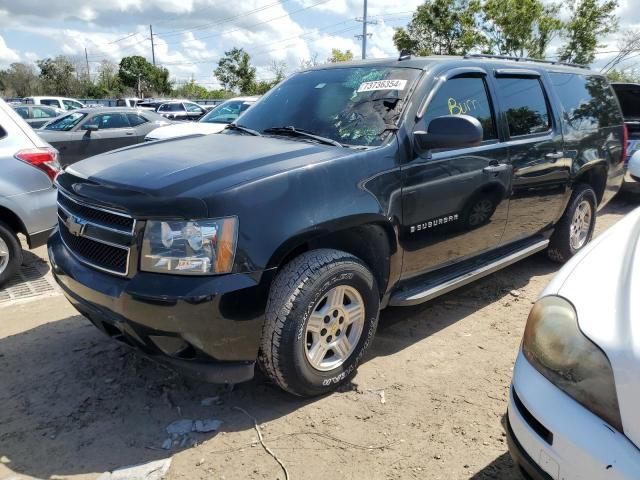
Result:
[14, 107, 29, 119]
[160, 103, 184, 112]
[185, 102, 204, 113]
[116, 99, 126, 107]
[422, 76, 497, 140]
[238, 67, 422, 147]
[127, 113, 148, 126]
[551, 73, 624, 129]
[90, 113, 130, 129]
[496, 77, 551, 136]
[32, 107, 57, 118]
[43, 112, 87, 131]
[41, 99, 59, 107]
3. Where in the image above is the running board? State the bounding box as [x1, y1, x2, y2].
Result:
[389, 239, 549, 307]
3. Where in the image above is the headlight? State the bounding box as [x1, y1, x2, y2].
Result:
[141, 217, 238, 275]
[522, 296, 623, 432]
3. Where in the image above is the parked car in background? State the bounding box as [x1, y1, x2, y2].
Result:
[0, 99, 59, 287]
[136, 99, 166, 111]
[49, 55, 625, 396]
[23, 96, 85, 111]
[37, 107, 171, 166]
[611, 83, 640, 193]
[156, 100, 206, 121]
[11, 104, 63, 128]
[145, 96, 258, 141]
[116, 98, 141, 108]
[628, 149, 640, 183]
[507, 206, 640, 480]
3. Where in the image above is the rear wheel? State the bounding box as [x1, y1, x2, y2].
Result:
[259, 249, 379, 397]
[0, 222, 23, 287]
[547, 184, 597, 263]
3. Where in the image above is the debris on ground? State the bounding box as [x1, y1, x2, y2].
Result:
[509, 289, 521, 298]
[166, 418, 223, 436]
[97, 458, 172, 480]
[166, 419, 194, 436]
[194, 419, 223, 433]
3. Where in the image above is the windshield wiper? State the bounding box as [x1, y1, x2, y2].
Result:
[224, 123, 261, 136]
[263, 126, 343, 147]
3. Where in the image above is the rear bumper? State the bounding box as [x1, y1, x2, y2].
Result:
[48, 230, 271, 383]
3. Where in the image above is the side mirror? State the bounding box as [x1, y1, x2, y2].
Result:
[82, 124, 99, 133]
[414, 115, 483, 155]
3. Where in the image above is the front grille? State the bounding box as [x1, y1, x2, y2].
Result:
[58, 191, 134, 233]
[60, 224, 129, 274]
[57, 188, 135, 276]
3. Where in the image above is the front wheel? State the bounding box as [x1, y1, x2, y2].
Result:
[259, 249, 379, 397]
[547, 184, 597, 263]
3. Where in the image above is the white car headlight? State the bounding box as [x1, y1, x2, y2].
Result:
[141, 217, 238, 275]
[522, 295, 623, 432]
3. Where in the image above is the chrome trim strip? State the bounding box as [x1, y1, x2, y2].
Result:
[58, 229, 130, 277]
[57, 203, 134, 238]
[57, 212, 131, 251]
[390, 240, 550, 307]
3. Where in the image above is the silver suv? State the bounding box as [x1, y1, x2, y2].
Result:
[0, 99, 59, 286]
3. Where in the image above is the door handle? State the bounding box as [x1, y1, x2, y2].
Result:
[125, 132, 135, 136]
[483, 163, 509, 173]
[545, 152, 564, 160]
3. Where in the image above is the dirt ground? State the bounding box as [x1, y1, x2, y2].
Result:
[0, 195, 636, 480]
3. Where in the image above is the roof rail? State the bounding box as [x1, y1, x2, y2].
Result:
[463, 53, 589, 70]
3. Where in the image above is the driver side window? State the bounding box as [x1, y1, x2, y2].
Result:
[422, 76, 497, 141]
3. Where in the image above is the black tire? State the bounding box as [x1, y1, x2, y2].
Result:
[259, 249, 379, 397]
[0, 221, 23, 287]
[547, 184, 597, 263]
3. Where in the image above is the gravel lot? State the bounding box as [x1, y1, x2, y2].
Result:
[0, 195, 636, 480]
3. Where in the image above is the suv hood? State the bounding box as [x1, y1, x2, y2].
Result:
[66, 133, 354, 197]
[145, 122, 226, 140]
[544, 207, 640, 448]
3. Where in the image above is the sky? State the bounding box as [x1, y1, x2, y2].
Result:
[0, 0, 639, 89]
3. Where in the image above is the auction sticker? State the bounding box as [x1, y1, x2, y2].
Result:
[357, 79, 407, 93]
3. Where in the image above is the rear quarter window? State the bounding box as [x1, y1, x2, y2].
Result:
[550, 73, 623, 130]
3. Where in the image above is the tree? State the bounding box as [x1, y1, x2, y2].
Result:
[606, 68, 640, 83]
[393, 0, 483, 56]
[0, 63, 41, 97]
[557, 0, 618, 65]
[173, 79, 210, 99]
[37, 56, 78, 96]
[214, 47, 256, 94]
[482, 0, 563, 58]
[299, 53, 320, 69]
[118, 55, 171, 96]
[326, 48, 354, 63]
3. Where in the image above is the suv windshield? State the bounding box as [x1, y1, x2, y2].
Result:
[202, 100, 253, 124]
[43, 112, 87, 131]
[238, 67, 421, 147]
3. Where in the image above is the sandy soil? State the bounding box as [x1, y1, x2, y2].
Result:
[0, 195, 635, 480]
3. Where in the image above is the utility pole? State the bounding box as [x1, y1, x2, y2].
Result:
[84, 47, 90, 80]
[150, 24, 156, 66]
[355, 0, 376, 59]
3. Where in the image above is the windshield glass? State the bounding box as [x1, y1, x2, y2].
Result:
[202, 100, 253, 124]
[238, 67, 421, 147]
[43, 112, 87, 131]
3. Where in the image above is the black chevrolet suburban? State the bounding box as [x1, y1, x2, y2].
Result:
[48, 55, 626, 397]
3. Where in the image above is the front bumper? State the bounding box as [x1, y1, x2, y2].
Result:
[507, 351, 640, 480]
[48, 230, 271, 383]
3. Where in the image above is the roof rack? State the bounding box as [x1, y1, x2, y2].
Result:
[463, 53, 589, 70]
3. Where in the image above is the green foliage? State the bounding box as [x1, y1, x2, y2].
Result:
[118, 55, 172, 96]
[37, 56, 77, 96]
[393, 0, 483, 55]
[327, 49, 354, 63]
[482, 0, 563, 58]
[214, 47, 256, 94]
[606, 69, 640, 83]
[0, 62, 41, 97]
[557, 0, 618, 65]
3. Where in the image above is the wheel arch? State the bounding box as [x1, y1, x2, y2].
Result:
[573, 163, 608, 205]
[0, 205, 27, 238]
[266, 215, 399, 298]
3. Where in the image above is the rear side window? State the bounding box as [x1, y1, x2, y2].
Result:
[32, 107, 57, 118]
[496, 77, 551, 136]
[127, 114, 148, 126]
[41, 99, 59, 107]
[551, 73, 623, 129]
[91, 113, 130, 129]
[422, 76, 498, 140]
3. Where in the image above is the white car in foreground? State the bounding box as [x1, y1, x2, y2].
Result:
[508, 207, 640, 479]
[144, 96, 258, 141]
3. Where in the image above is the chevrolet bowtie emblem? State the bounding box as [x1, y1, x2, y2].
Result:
[66, 215, 87, 237]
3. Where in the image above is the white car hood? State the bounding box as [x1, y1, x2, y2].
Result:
[146, 122, 227, 140]
[544, 207, 640, 448]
